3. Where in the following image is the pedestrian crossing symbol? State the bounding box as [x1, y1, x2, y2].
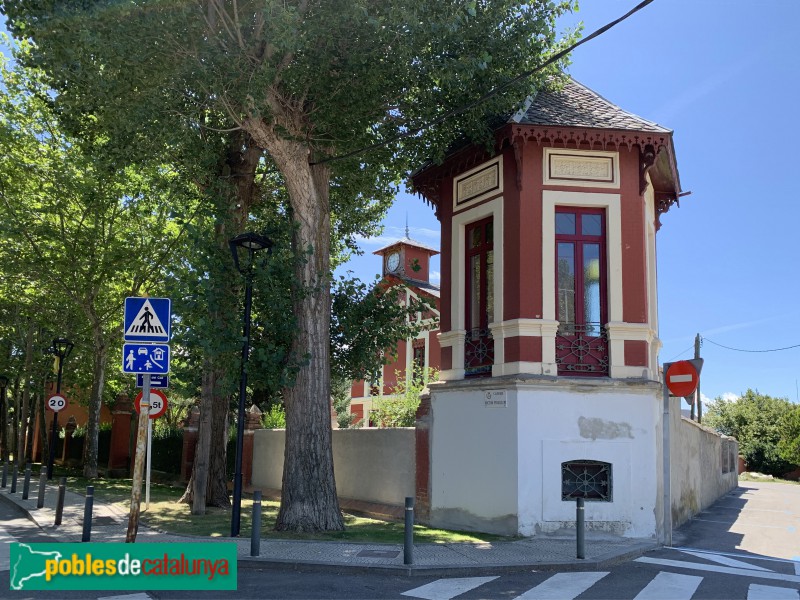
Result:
[124, 297, 171, 342]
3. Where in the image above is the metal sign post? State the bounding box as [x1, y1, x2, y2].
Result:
[661, 359, 703, 546]
[146, 418, 152, 511]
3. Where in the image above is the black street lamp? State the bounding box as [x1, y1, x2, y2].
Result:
[0, 374, 8, 461]
[229, 232, 272, 537]
[47, 337, 73, 480]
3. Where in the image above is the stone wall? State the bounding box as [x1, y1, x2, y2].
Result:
[671, 397, 738, 527]
[251, 428, 415, 508]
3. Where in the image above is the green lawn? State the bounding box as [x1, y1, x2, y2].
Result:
[51, 466, 511, 544]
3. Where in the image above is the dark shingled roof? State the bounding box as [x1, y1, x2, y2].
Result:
[515, 78, 670, 133]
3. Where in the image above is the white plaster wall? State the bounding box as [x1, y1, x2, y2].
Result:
[517, 383, 661, 538]
[251, 428, 415, 507]
[427, 380, 661, 537]
[428, 387, 519, 534]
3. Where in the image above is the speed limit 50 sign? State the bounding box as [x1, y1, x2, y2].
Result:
[46, 394, 67, 412]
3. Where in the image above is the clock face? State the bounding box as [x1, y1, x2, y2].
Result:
[386, 252, 400, 273]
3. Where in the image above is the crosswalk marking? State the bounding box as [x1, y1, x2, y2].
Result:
[633, 572, 702, 599]
[401, 576, 498, 600]
[682, 550, 772, 572]
[400, 571, 800, 600]
[513, 571, 609, 599]
[636, 557, 800, 584]
[748, 583, 800, 599]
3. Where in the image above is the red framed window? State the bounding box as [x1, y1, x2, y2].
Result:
[555, 208, 609, 376]
[464, 217, 494, 376]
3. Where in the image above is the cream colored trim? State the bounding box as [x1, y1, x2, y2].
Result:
[610, 365, 652, 379]
[542, 190, 623, 323]
[543, 148, 620, 189]
[491, 318, 560, 338]
[452, 156, 503, 212]
[449, 196, 504, 379]
[606, 322, 656, 342]
[644, 173, 660, 372]
[438, 330, 466, 381]
[495, 361, 545, 376]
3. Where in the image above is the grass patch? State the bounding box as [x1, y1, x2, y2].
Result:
[50, 465, 510, 544]
[739, 472, 800, 485]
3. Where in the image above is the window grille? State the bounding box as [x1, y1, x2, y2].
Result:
[562, 460, 612, 501]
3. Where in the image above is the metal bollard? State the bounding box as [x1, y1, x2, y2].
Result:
[54, 477, 66, 526]
[576, 497, 585, 560]
[250, 491, 262, 557]
[10, 464, 18, 493]
[404, 497, 414, 565]
[36, 469, 47, 509]
[22, 463, 31, 499]
[82, 486, 94, 542]
[1, 460, 7, 488]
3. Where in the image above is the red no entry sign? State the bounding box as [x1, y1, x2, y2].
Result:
[666, 360, 700, 397]
[134, 389, 168, 419]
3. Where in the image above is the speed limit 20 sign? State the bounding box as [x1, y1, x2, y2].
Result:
[46, 394, 67, 412]
[134, 389, 168, 419]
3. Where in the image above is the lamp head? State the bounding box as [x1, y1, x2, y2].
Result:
[51, 337, 74, 359]
[229, 232, 273, 274]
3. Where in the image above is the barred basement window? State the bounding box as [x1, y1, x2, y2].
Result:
[562, 460, 612, 501]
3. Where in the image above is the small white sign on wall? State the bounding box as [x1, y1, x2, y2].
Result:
[484, 390, 507, 408]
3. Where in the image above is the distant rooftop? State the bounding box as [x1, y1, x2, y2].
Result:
[373, 236, 439, 256]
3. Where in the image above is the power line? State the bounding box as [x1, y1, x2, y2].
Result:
[702, 336, 800, 354]
[666, 343, 694, 362]
[311, 0, 655, 166]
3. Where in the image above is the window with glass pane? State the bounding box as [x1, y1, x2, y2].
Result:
[465, 217, 494, 377]
[555, 208, 607, 376]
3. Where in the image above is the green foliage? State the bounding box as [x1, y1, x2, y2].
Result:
[331, 374, 359, 429]
[262, 404, 287, 429]
[372, 365, 438, 428]
[331, 277, 435, 383]
[704, 389, 796, 476]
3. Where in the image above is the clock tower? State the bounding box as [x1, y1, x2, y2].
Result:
[375, 235, 439, 283]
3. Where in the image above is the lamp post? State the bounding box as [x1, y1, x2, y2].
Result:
[229, 232, 272, 537]
[47, 338, 74, 480]
[0, 374, 8, 462]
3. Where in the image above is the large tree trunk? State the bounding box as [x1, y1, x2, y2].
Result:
[180, 365, 230, 509]
[83, 311, 108, 478]
[246, 115, 343, 532]
[181, 130, 259, 509]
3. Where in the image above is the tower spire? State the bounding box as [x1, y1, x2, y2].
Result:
[405, 213, 410, 239]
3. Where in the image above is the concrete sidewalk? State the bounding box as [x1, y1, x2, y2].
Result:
[0, 480, 656, 575]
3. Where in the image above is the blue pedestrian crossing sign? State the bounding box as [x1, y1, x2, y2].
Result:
[124, 297, 171, 343]
[123, 343, 170, 374]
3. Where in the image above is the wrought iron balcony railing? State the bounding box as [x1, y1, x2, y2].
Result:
[555, 322, 609, 376]
[464, 327, 493, 377]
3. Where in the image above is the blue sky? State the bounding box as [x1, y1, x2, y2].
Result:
[341, 0, 800, 404]
[4, 2, 799, 403]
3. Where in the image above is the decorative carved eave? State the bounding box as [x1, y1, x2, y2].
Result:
[410, 124, 682, 225]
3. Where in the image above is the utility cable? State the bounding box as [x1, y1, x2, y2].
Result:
[311, 0, 655, 166]
[702, 336, 800, 354]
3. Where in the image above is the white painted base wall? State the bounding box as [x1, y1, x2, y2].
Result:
[426, 377, 663, 538]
